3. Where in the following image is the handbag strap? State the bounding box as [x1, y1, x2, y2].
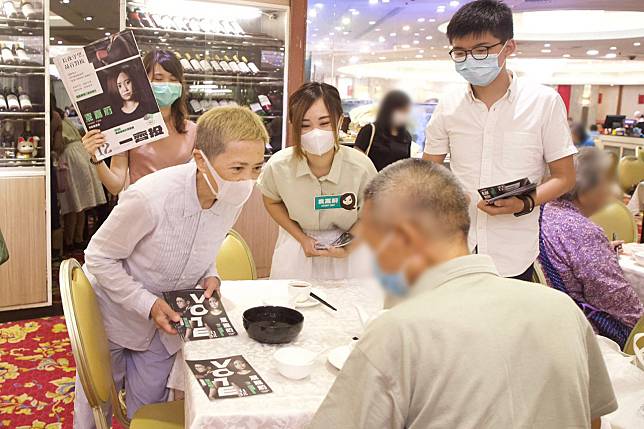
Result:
[365, 123, 376, 156]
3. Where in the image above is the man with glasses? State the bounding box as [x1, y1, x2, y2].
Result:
[423, 0, 577, 281]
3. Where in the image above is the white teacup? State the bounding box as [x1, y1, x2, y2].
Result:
[288, 280, 312, 304]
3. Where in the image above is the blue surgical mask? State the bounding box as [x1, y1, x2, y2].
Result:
[372, 234, 409, 297]
[372, 257, 409, 296]
[151, 82, 182, 107]
[455, 41, 507, 87]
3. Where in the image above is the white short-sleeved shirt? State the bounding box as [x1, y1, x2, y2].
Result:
[424, 73, 577, 276]
[257, 145, 377, 232]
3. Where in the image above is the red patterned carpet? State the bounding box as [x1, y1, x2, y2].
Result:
[0, 316, 75, 429]
[0, 317, 126, 429]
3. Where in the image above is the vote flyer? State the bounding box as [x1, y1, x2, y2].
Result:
[186, 355, 272, 400]
[163, 289, 238, 342]
[53, 30, 168, 160]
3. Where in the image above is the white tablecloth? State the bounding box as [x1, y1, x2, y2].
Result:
[181, 279, 383, 429]
[619, 255, 644, 303]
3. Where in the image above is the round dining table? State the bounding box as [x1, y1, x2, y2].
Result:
[175, 278, 384, 429]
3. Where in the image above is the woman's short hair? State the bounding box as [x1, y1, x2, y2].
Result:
[143, 50, 188, 134]
[195, 106, 269, 159]
[288, 82, 343, 158]
[106, 65, 137, 105]
[561, 148, 611, 201]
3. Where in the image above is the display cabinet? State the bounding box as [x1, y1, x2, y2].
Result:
[121, 0, 288, 153]
[0, 0, 51, 310]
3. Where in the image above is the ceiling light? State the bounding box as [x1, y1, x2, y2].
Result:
[351, 9, 359, 16]
[562, 53, 571, 58]
[374, 28, 380, 31]
[328, 32, 334, 36]
[61, 0, 70, 3]
[382, 0, 390, 3]
[449, 1, 460, 6]
[309, 9, 317, 18]
[414, 32, 419, 36]
[510, 53, 516, 57]
[49, 36, 54, 40]
[635, 42, 641, 46]
[416, 54, 423, 58]
[425, 35, 432, 40]
[541, 49, 551, 53]
[369, 21, 376, 25]
[389, 32, 396, 37]
[378, 36, 385, 42]
[341, 17, 350, 25]
[609, 46, 617, 50]
[97, 27, 105, 30]
[342, 31, 349, 35]
[401, 44, 410, 48]
[379, 56, 386, 60]
[419, 49, 425, 53]
[369, 0, 378, 4]
[334, 26, 341, 31]
[543, 43, 551, 47]
[586, 49, 599, 55]
[437, 6, 446, 13]
[349, 56, 359, 64]
[402, 25, 410, 31]
[314, 3, 324, 8]
[84, 16, 93, 21]
[417, 18, 425, 22]
[605, 53, 617, 58]
[413, 40, 420, 44]
[443, 45, 449, 49]
[57, 40, 62, 44]
[429, 18, 436, 22]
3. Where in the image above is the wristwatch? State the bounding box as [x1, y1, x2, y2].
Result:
[89, 156, 102, 165]
[514, 194, 535, 217]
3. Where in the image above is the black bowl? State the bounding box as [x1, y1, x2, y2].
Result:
[243, 306, 304, 344]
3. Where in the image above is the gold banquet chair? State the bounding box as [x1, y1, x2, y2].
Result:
[590, 201, 638, 243]
[59, 258, 184, 429]
[531, 260, 548, 286]
[216, 229, 257, 280]
[617, 152, 644, 194]
[624, 315, 644, 355]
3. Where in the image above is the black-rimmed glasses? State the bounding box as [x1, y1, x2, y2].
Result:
[449, 42, 505, 63]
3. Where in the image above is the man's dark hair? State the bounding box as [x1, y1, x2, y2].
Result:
[590, 124, 598, 132]
[446, 0, 513, 43]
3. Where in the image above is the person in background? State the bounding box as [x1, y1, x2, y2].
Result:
[83, 49, 197, 195]
[354, 90, 413, 171]
[310, 159, 616, 429]
[50, 95, 64, 259]
[74, 107, 267, 428]
[589, 124, 600, 138]
[53, 96, 106, 251]
[540, 148, 643, 347]
[571, 123, 595, 148]
[257, 82, 377, 280]
[422, 0, 576, 281]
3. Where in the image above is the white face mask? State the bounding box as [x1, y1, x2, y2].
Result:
[199, 150, 254, 208]
[300, 128, 335, 156]
[391, 111, 410, 127]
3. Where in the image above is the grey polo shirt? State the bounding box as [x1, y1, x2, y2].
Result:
[309, 254, 617, 429]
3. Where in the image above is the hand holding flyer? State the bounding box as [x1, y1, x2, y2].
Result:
[477, 177, 537, 204]
[163, 289, 238, 341]
[53, 30, 168, 160]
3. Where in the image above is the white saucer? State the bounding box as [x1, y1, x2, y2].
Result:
[327, 345, 352, 370]
[295, 288, 328, 308]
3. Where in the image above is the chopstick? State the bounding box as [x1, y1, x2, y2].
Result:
[310, 292, 337, 311]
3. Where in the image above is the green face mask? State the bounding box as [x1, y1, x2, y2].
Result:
[151, 82, 182, 107]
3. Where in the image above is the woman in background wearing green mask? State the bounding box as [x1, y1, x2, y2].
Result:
[82, 50, 196, 195]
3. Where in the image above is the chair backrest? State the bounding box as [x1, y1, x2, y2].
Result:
[59, 258, 127, 429]
[590, 200, 638, 243]
[617, 154, 644, 194]
[531, 260, 548, 286]
[624, 315, 644, 355]
[216, 229, 257, 280]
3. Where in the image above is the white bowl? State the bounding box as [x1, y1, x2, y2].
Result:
[273, 346, 316, 380]
[633, 251, 644, 266]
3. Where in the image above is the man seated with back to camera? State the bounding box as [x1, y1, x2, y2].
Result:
[309, 159, 616, 429]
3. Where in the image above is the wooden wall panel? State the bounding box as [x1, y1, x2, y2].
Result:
[233, 187, 278, 278]
[0, 176, 48, 308]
